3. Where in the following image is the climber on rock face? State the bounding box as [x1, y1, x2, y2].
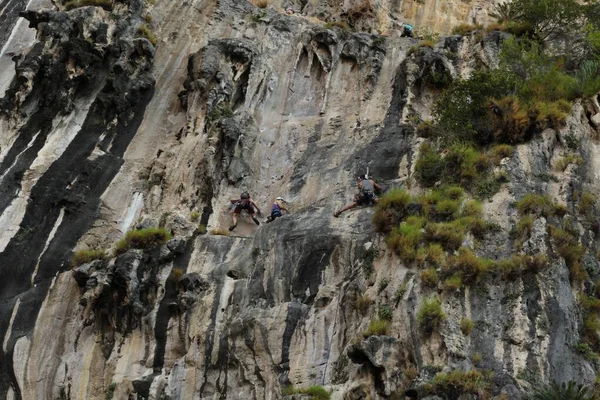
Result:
[334, 175, 382, 217]
[266, 197, 289, 223]
[401, 24, 413, 38]
[229, 191, 261, 231]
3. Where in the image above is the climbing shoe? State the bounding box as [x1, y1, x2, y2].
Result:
[253, 217, 260, 226]
[333, 211, 340, 218]
[229, 224, 237, 231]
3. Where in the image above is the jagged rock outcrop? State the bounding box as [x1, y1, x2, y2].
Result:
[1, 0, 600, 399]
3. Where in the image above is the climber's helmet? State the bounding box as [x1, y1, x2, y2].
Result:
[241, 191, 250, 199]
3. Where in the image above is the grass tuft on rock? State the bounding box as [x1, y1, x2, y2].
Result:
[417, 297, 446, 334]
[114, 228, 171, 255]
[72, 249, 107, 267]
[363, 319, 391, 337]
[138, 24, 157, 46]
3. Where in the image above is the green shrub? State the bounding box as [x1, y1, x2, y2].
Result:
[416, 121, 436, 138]
[138, 24, 157, 46]
[378, 277, 390, 293]
[387, 221, 423, 263]
[509, 0, 584, 40]
[373, 189, 412, 233]
[452, 23, 483, 35]
[573, 342, 599, 361]
[197, 224, 207, 234]
[578, 191, 597, 218]
[443, 274, 463, 291]
[523, 254, 550, 273]
[190, 211, 201, 221]
[530, 381, 593, 400]
[363, 319, 391, 337]
[496, 256, 525, 280]
[283, 385, 331, 400]
[424, 244, 446, 267]
[424, 370, 491, 398]
[106, 382, 117, 400]
[415, 143, 444, 187]
[379, 304, 393, 321]
[421, 268, 438, 288]
[361, 246, 379, 276]
[462, 200, 483, 218]
[64, 0, 112, 11]
[114, 228, 171, 255]
[72, 249, 107, 267]
[394, 281, 408, 301]
[554, 153, 584, 171]
[444, 143, 489, 188]
[445, 247, 491, 285]
[516, 214, 534, 243]
[354, 294, 371, 315]
[548, 225, 587, 282]
[460, 317, 474, 335]
[417, 297, 446, 334]
[424, 222, 465, 251]
[489, 144, 515, 164]
[419, 40, 435, 48]
[516, 194, 554, 216]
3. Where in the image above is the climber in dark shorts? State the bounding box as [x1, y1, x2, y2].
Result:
[334, 175, 382, 217]
[229, 192, 262, 231]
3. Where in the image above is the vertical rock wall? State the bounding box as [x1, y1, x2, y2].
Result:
[0, 0, 599, 399]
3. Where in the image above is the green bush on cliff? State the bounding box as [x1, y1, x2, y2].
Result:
[529, 380, 593, 400]
[417, 297, 446, 334]
[138, 24, 157, 46]
[72, 249, 107, 267]
[282, 385, 330, 400]
[422, 370, 492, 398]
[114, 227, 171, 255]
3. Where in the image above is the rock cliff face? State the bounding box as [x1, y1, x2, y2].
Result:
[1, 0, 600, 399]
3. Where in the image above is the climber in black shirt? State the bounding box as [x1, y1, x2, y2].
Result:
[334, 175, 382, 217]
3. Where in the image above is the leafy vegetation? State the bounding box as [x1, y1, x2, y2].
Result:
[105, 382, 117, 400]
[114, 228, 171, 255]
[528, 380, 593, 400]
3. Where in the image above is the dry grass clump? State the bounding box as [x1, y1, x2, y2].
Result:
[210, 228, 231, 236]
[460, 318, 474, 335]
[554, 153, 584, 172]
[72, 249, 107, 267]
[249, 0, 268, 8]
[114, 228, 171, 255]
[451, 23, 483, 35]
[64, 0, 111, 11]
[363, 319, 391, 337]
[354, 294, 372, 316]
